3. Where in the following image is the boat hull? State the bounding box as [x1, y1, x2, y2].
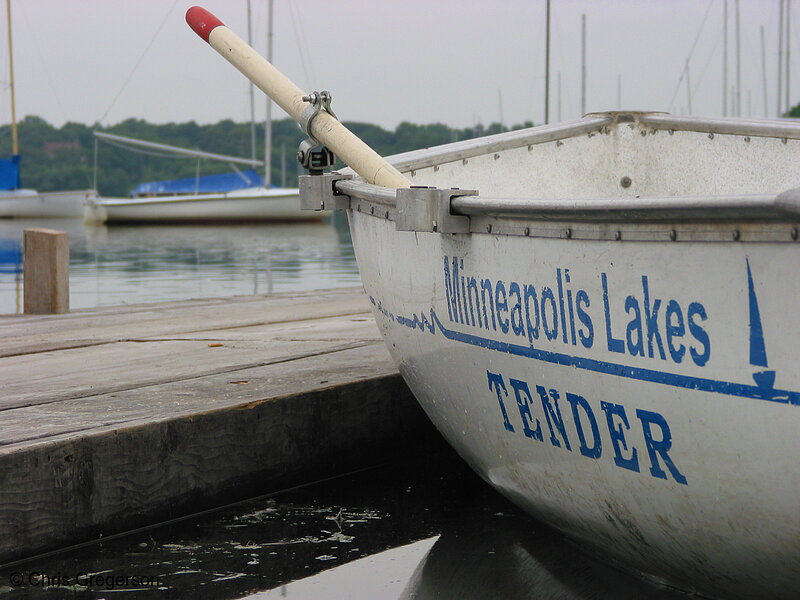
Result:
[85, 187, 326, 224]
[348, 210, 800, 599]
[0, 189, 96, 218]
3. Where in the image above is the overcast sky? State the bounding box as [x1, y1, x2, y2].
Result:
[1, 0, 796, 133]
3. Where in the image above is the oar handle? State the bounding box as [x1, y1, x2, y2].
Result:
[186, 6, 411, 190]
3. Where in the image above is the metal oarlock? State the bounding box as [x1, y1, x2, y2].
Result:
[297, 91, 337, 175]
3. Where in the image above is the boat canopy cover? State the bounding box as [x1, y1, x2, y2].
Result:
[0, 155, 21, 190]
[130, 169, 264, 196]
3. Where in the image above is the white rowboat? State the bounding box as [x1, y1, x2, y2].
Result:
[321, 113, 800, 599]
[187, 8, 800, 598]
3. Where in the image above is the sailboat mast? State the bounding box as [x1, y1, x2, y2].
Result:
[735, 0, 741, 116]
[786, 0, 791, 113]
[280, 143, 286, 188]
[581, 13, 586, 115]
[497, 88, 504, 129]
[544, 0, 550, 124]
[247, 0, 256, 162]
[6, 0, 17, 156]
[761, 25, 769, 117]
[558, 72, 562, 121]
[686, 59, 692, 114]
[264, 0, 273, 186]
[778, 0, 784, 117]
[723, 0, 727, 116]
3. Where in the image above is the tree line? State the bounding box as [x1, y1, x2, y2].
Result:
[0, 116, 532, 196]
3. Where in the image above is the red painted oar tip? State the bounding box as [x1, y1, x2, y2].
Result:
[185, 6, 224, 43]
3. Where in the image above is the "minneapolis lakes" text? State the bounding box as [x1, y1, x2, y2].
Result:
[443, 256, 711, 366]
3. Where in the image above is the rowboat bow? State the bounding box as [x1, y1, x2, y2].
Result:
[187, 8, 800, 598]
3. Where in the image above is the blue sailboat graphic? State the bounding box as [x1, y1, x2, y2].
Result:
[747, 258, 776, 388]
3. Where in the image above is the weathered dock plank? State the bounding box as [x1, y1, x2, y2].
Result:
[0, 287, 372, 358]
[0, 315, 380, 411]
[0, 287, 438, 565]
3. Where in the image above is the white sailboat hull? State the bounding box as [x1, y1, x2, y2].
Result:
[85, 186, 325, 223]
[0, 189, 97, 218]
[310, 113, 800, 599]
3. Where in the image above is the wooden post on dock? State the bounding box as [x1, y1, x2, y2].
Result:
[23, 228, 69, 314]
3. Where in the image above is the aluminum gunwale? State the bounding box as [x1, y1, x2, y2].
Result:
[334, 183, 800, 223]
[638, 114, 800, 139]
[449, 192, 800, 222]
[335, 180, 396, 207]
[343, 193, 800, 242]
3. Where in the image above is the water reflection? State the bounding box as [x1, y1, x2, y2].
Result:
[397, 514, 683, 600]
[0, 450, 682, 599]
[253, 490, 685, 600]
[0, 236, 22, 314]
[250, 538, 439, 599]
[0, 218, 359, 314]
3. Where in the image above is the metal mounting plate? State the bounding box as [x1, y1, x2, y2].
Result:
[299, 173, 353, 211]
[395, 186, 475, 233]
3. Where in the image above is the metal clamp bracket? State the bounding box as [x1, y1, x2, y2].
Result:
[297, 91, 338, 175]
[299, 91, 337, 136]
[299, 172, 353, 211]
[395, 186, 476, 233]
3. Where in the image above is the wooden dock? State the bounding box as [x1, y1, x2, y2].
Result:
[0, 287, 438, 565]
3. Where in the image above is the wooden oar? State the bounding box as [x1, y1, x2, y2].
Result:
[185, 6, 411, 190]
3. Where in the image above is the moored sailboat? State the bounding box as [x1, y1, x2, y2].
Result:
[0, 0, 97, 219]
[86, 0, 311, 225]
[84, 132, 314, 224]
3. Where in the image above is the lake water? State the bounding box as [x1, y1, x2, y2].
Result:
[0, 449, 683, 599]
[0, 216, 360, 315]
